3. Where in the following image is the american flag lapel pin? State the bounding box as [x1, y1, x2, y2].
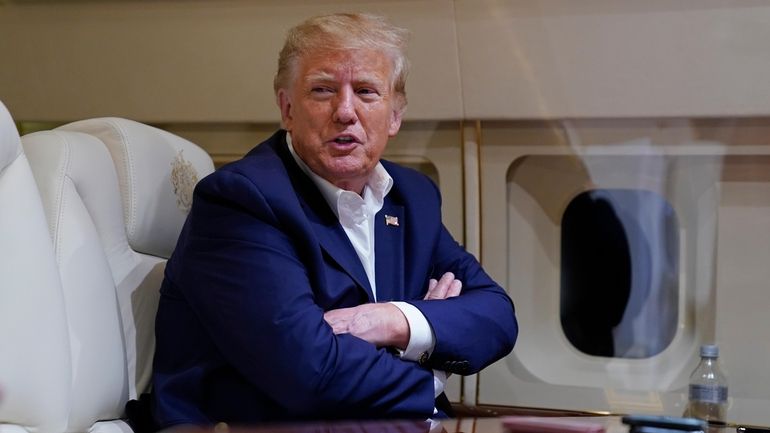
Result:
[384, 215, 399, 227]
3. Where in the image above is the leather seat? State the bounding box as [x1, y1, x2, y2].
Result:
[0, 100, 71, 433]
[19, 117, 214, 433]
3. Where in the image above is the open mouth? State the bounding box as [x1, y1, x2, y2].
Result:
[334, 136, 356, 144]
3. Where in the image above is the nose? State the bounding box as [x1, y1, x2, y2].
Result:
[332, 87, 358, 125]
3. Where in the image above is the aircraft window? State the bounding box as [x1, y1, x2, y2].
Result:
[560, 188, 679, 359]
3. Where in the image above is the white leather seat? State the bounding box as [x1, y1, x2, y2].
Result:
[0, 101, 72, 433]
[21, 117, 214, 433]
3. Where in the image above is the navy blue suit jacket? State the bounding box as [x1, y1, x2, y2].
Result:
[152, 130, 517, 427]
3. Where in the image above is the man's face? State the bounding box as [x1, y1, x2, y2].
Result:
[278, 48, 403, 193]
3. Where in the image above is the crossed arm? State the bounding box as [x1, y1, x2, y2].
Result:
[323, 272, 463, 349]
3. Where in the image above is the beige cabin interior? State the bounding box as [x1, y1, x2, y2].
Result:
[2, 0, 770, 428]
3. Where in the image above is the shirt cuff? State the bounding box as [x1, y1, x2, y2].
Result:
[432, 369, 447, 398]
[390, 301, 435, 362]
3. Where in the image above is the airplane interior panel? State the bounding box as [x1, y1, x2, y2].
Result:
[714, 159, 770, 424]
[455, 1, 770, 118]
[0, 0, 463, 122]
[158, 123, 281, 168]
[478, 120, 770, 426]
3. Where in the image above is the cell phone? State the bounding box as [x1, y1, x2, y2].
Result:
[631, 428, 703, 433]
[621, 415, 707, 432]
[738, 427, 770, 433]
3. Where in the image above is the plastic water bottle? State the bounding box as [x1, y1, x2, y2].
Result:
[685, 344, 728, 423]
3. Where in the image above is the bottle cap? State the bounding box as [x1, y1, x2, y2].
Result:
[700, 344, 719, 358]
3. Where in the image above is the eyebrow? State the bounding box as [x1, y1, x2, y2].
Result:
[303, 71, 388, 88]
[304, 71, 335, 83]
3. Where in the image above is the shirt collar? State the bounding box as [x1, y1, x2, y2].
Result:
[286, 132, 393, 218]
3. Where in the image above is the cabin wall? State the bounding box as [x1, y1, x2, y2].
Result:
[0, 0, 462, 122]
[477, 119, 770, 426]
[3, 0, 770, 122]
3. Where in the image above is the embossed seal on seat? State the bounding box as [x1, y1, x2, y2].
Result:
[170, 149, 198, 213]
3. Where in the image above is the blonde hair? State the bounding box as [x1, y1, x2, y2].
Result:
[274, 13, 410, 109]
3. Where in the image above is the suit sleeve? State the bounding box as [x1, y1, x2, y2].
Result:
[169, 169, 435, 419]
[406, 186, 518, 376]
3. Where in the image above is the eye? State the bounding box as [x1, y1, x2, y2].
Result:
[311, 86, 333, 94]
[356, 88, 381, 100]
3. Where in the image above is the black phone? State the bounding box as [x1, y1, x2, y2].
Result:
[621, 415, 707, 432]
[631, 428, 699, 433]
[738, 427, 770, 433]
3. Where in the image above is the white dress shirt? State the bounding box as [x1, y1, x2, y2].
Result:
[286, 134, 446, 399]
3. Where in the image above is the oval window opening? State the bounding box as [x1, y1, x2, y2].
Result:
[560, 189, 679, 359]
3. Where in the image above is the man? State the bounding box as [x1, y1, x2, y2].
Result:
[151, 12, 517, 427]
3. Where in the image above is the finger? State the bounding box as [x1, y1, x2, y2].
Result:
[434, 272, 456, 299]
[324, 313, 338, 334]
[426, 272, 454, 300]
[327, 321, 347, 334]
[446, 279, 462, 298]
[423, 278, 438, 300]
[429, 278, 438, 291]
[323, 309, 352, 334]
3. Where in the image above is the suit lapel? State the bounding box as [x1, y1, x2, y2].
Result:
[374, 200, 405, 301]
[274, 137, 375, 302]
[307, 211, 375, 302]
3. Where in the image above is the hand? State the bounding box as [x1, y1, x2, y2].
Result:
[324, 303, 410, 349]
[423, 272, 462, 300]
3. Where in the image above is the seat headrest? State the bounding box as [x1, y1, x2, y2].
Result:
[0, 101, 22, 173]
[57, 118, 214, 258]
[0, 99, 73, 433]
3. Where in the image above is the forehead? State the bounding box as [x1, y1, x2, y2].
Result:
[294, 48, 395, 83]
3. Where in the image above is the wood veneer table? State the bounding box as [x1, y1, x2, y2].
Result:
[169, 416, 738, 433]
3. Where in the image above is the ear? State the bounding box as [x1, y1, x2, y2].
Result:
[388, 105, 403, 137]
[277, 88, 293, 130]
